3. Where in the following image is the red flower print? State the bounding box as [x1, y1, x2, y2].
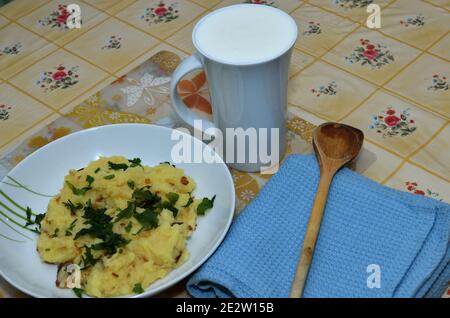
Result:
[347, 39, 394, 69]
[0, 103, 12, 120]
[363, 49, 378, 60]
[56, 14, 68, 23]
[154, 6, 168, 16]
[384, 115, 401, 127]
[142, 2, 178, 24]
[38, 64, 79, 92]
[403, 181, 441, 200]
[52, 70, 67, 81]
[428, 74, 449, 91]
[386, 109, 396, 115]
[38, 4, 77, 30]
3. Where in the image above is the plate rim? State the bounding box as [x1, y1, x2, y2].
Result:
[0, 123, 236, 298]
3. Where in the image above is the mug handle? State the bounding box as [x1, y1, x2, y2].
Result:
[170, 54, 217, 133]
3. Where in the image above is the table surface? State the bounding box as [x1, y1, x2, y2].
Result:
[0, 0, 449, 298]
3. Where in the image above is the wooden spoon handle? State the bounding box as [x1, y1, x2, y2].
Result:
[290, 171, 333, 298]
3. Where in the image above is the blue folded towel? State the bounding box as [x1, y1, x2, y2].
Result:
[187, 154, 450, 298]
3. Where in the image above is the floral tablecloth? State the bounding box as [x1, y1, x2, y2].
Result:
[0, 0, 449, 298]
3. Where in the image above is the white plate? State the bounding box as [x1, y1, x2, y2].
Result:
[0, 124, 235, 298]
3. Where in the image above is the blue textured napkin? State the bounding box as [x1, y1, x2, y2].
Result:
[187, 154, 450, 298]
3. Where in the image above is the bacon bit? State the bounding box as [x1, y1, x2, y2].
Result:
[56, 196, 61, 203]
[96, 196, 103, 202]
[169, 182, 175, 186]
[180, 176, 189, 185]
[142, 256, 149, 262]
[188, 225, 193, 231]
[112, 272, 119, 278]
[145, 178, 151, 184]
[155, 191, 160, 195]
[77, 175, 81, 180]
[175, 252, 182, 263]
[120, 223, 125, 227]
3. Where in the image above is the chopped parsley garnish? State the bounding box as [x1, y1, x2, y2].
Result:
[125, 222, 132, 233]
[80, 245, 98, 269]
[73, 288, 84, 298]
[24, 207, 45, 233]
[34, 213, 45, 230]
[132, 187, 161, 209]
[127, 180, 135, 190]
[91, 233, 129, 255]
[75, 200, 129, 255]
[159, 201, 178, 217]
[108, 161, 129, 171]
[183, 196, 194, 208]
[86, 175, 94, 186]
[94, 168, 100, 174]
[134, 209, 159, 230]
[160, 161, 176, 167]
[108, 158, 142, 171]
[197, 195, 216, 215]
[115, 202, 136, 223]
[166, 192, 179, 204]
[133, 283, 144, 294]
[104, 174, 115, 180]
[66, 181, 91, 196]
[65, 219, 77, 236]
[74, 200, 110, 240]
[25, 207, 33, 227]
[128, 158, 142, 168]
[63, 200, 83, 214]
[50, 228, 59, 238]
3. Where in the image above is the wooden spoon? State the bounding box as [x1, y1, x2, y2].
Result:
[290, 122, 364, 298]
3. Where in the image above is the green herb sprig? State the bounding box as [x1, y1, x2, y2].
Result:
[197, 195, 216, 215]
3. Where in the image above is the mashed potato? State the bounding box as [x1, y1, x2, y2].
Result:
[37, 156, 215, 297]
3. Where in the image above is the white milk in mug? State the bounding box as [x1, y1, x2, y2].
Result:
[170, 4, 298, 172]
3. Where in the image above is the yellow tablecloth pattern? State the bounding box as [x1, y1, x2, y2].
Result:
[0, 0, 449, 298]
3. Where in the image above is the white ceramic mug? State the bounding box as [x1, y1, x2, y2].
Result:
[170, 4, 298, 172]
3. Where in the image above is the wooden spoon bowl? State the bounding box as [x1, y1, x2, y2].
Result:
[313, 123, 364, 168]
